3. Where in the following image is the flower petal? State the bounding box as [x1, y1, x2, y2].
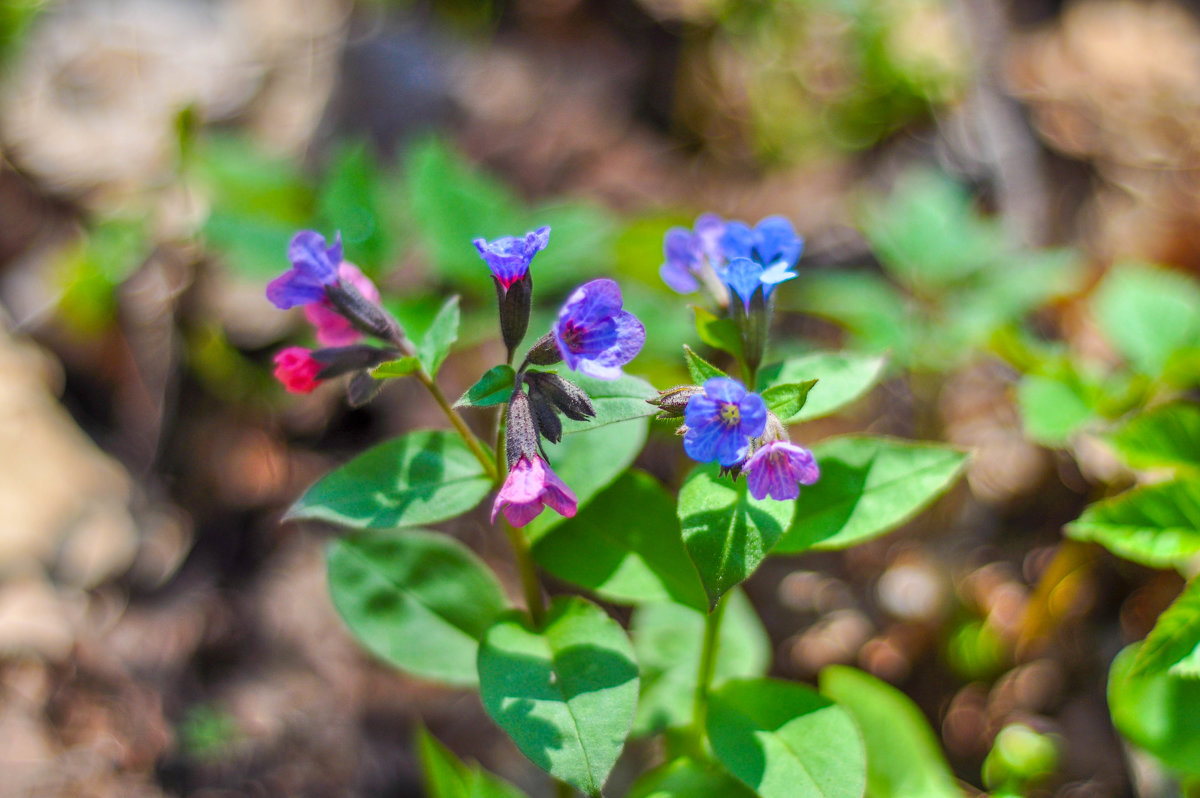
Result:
[288, 230, 340, 285]
[723, 257, 764, 309]
[266, 268, 328, 309]
[700, 377, 746, 405]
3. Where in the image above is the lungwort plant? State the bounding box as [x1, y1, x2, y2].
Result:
[266, 212, 968, 797]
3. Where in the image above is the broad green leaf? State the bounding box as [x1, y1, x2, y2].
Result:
[419, 296, 461, 377]
[678, 464, 795, 609]
[477, 596, 639, 796]
[1109, 643, 1200, 776]
[1133, 579, 1200, 679]
[684, 345, 729, 384]
[525, 418, 647, 541]
[627, 758, 757, 798]
[1066, 479, 1200, 569]
[777, 436, 967, 553]
[789, 271, 914, 365]
[533, 471, 707, 610]
[372, 356, 420, 379]
[1017, 374, 1096, 445]
[327, 530, 506, 686]
[693, 305, 746, 362]
[456, 365, 516, 408]
[819, 666, 962, 798]
[553, 371, 657, 434]
[761, 380, 817, 423]
[707, 678, 867, 798]
[316, 141, 391, 274]
[417, 725, 529, 798]
[757, 352, 886, 422]
[1110, 403, 1200, 472]
[1092, 263, 1200, 376]
[631, 589, 769, 736]
[288, 430, 493, 529]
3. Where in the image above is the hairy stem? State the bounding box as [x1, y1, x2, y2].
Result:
[689, 592, 728, 755]
[414, 369, 498, 482]
[503, 519, 546, 628]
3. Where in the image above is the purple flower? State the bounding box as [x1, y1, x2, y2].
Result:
[683, 378, 768, 466]
[491, 455, 578, 527]
[553, 278, 645, 380]
[744, 440, 819, 500]
[724, 256, 798, 311]
[474, 226, 551, 289]
[266, 231, 344, 309]
[720, 215, 803, 269]
[304, 262, 381, 346]
[660, 214, 726, 294]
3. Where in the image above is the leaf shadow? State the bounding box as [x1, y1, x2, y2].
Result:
[784, 452, 873, 550]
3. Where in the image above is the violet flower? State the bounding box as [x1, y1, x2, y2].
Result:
[660, 213, 726, 294]
[683, 377, 767, 466]
[273, 347, 323, 394]
[474, 226, 550, 290]
[491, 455, 578, 527]
[553, 278, 645, 380]
[720, 215, 803, 270]
[723, 256, 798, 311]
[266, 231, 344, 309]
[304, 262, 381, 346]
[744, 440, 820, 501]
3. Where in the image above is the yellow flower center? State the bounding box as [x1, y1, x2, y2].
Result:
[719, 402, 740, 426]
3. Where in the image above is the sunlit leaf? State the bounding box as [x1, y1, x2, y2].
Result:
[1066, 479, 1200, 569]
[1109, 403, 1200, 473]
[1109, 643, 1200, 776]
[456, 365, 517, 408]
[757, 352, 886, 422]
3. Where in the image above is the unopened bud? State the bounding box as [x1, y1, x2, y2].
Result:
[529, 389, 563, 444]
[346, 372, 384, 407]
[525, 371, 595, 421]
[326, 279, 402, 343]
[505, 389, 541, 467]
[312, 345, 399, 379]
[495, 274, 533, 360]
[524, 332, 563, 367]
[650, 385, 702, 419]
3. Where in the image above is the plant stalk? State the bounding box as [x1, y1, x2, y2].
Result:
[413, 368, 498, 481]
[503, 519, 546, 628]
[689, 592, 728, 756]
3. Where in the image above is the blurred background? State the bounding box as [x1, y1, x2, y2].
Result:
[1, 0, 1198, 795]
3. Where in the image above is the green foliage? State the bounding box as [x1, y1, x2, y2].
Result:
[418, 296, 461, 377]
[1109, 403, 1200, 473]
[693, 305, 746, 364]
[757, 352, 886, 422]
[684, 345, 730, 384]
[288, 430, 494, 529]
[372, 356, 421, 379]
[456, 365, 517, 408]
[776, 436, 966, 553]
[316, 141, 398, 275]
[1016, 373, 1097, 446]
[327, 530, 507, 686]
[707, 678, 867, 798]
[678, 463, 796, 609]
[1092, 263, 1200, 378]
[477, 596, 639, 796]
[177, 704, 239, 760]
[417, 725, 528, 798]
[1065, 479, 1200, 570]
[627, 757, 758, 798]
[532, 471, 707, 610]
[553, 371, 658, 434]
[982, 724, 1059, 793]
[819, 666, 961, 798]
[1109, 643, 1200, 776]
[760, 380, 817, 423]
[1130, 578, 1200, 680]
[54, 219, 148, 333]
[0, 0, 47, 68]
[631, 589, 770, 736]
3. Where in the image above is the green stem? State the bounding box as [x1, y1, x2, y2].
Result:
[689, 593, 728, 756]
[414, 369, 498, 481]
[494, 401, 509, 483]
[503, 519, 545, 627]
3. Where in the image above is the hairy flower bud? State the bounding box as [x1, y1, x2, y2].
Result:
[524, 332, 563, 367]
[524, 371, 596, 422]
[495, 273, 533, 359]
[649, 385, 703, 419]
[346, 372, 384, 407]
[325, 278, 402, 343]
[529, 388, 563, 444]
[505, 389, 542, 467]
[310, 345, 399, 380]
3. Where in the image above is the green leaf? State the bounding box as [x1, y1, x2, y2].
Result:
[372, 356, 421, 379]
[327, 531, 506, 686]
[631, 589, 769, 736]
[1110, 403, 1200, 472]
[1109, 643, 1200, 776]
[757, 352, 886, 422]
[1017, 374, 1096, 446]
[417, 725, 529, 798]
[316, 141, 391, 274]
[525, 418, 648, 541]
[477, 596, 639, 796]
[707, 678, 867, 798]
[533, 471, 707, 610]
[553, 371, 658, 434]
[776, 436, 967, 553]
[418, 296, 461, 377]
[683, 345, 729, 384]
[1066, 479, 1200, 569]
[288, 430, 494, 529]
[819, 666, 962, 798]
[761, 380, 818, 423]
[1092, 262, 1200, 376]
[456, 365, 516, 408]
[627, 758, 757, 798]
[693, 305, 745, 362]
[678, 464, 796, 609]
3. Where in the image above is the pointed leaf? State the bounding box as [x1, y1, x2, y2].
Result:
[288, 430, 493, 529]
[684, 345, 729, 384]
[1017, 374, 1096, 445]
[707, 678, 867, 798]
[761, 380, 818, 423]
[532, 470, 707, 610]
[1109, 403, 1200, 472]
[819, 666, 962, 798]
[1066, 478, 1200, 569]
[419, 296, 461, 377]
[372, 356, 420, 379]
[776, 436, 967, 553]
[1109, 643, 1200, 776]
[417, 725, 529, 798]
[1092, 262, 1200, 376]
[456, 365, 517, 408]
[757, 352, 886, 422]
[693, 305, 745, 362]
[627, 758, 757, 798]
[327, 531, 506, 686]
[477, 596, 639, 796]
[678, 463, 795, 609]
[1131, 579, 1200, 679]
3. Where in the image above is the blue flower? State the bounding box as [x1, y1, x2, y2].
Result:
[553, 278, 645, 380]
[723, 257, 798, 311]
[266, 231, 344, 309]
[720, 215, 803, 270]
[660, 214, 726, 294]
[474, 226, 551, 289]
[744, 440, 819, 500]
[683, 378, 767, 466]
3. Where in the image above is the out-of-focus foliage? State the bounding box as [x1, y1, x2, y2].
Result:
[0, 0, 46, 68]
[52, 218, 148, 333]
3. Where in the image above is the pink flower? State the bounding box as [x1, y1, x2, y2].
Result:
[303, 262, 381, 346]
[491, 455, 578, 527]
[273, 347, 323, 394]
[744, 440, 819, 501]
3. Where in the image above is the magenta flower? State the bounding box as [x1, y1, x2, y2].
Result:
[474, 226, 550, 289]
[273, 347, 323, 394]
[266, 231, 343, 309]
[744, 440, 820, 500]
[683, 378, 767, 466]
[553, 278, 645, 380]
[303, 262, 381, 346]
[491, 455, 578, 527]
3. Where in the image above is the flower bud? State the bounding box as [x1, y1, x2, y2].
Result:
[528, 388, 563, 444]
[524, 332, 563, 367]
[325, 278, 402, 343]
[505, 389, 542, 467]
[524, 371, 596, 422]
[649, 385, 702, 419]
[495, 274, 533, 361]
[346, 372, 384, 407]
[311, 345, 399, 379]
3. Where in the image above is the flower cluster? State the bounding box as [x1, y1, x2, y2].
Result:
[660, 214, 803, 305]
